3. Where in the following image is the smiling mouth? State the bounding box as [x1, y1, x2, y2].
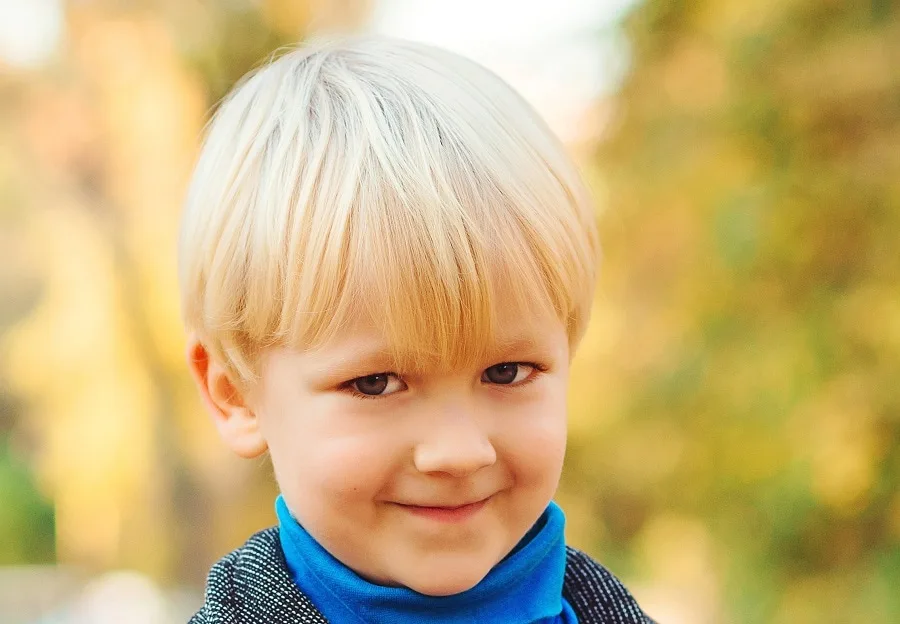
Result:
[395, 497, 491, 523]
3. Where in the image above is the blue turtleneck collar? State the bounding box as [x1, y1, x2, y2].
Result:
[276, 496, 577, 624]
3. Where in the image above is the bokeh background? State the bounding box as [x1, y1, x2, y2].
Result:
[2, 0, 899, 622]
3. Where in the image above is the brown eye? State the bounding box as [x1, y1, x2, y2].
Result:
[354, 374, 389, 395]
[350, 373, 404, 397]
[483, 363, 533, 385]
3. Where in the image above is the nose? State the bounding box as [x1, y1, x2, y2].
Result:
[413, 409, 497, 477]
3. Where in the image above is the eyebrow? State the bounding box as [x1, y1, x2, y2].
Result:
[310, 343, 399, 378]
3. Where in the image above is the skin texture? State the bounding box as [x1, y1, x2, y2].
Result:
[187, 312, 571, 597]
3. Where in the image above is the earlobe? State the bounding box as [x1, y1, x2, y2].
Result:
[186, 336, 268, 458]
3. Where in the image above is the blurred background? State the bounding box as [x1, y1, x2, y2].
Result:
[1, 0, 898, 622]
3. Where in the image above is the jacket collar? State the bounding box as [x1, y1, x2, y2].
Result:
[192, 527, 653, 624]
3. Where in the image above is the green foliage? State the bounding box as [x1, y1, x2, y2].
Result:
[0, 433, 54, 564]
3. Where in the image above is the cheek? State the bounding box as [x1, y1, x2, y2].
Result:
[310, 438, 397, 498]
[514, 421, 567, 487]
[261, 399, 405, 503]
[495, 386, 568, 485]
[272, 437, 396, 540]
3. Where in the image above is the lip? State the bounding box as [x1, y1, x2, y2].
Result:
[395, 497, 491, 523]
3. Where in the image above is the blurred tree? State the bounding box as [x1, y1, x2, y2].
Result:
[3, 0, 897, 620]
[561, 0, 900, 622]
[0, 54, 56, 567]
[0, 397, 54, 565]
[1, 0, 369, 584]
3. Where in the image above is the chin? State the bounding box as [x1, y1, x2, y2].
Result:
[403, 565, 491, 597]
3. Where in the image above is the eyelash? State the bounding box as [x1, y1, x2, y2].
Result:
[342, 376, 401, 401]
[346, 387, 392, 401]
[341, 361, 548, 400]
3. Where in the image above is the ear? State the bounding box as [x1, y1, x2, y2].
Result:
[185, 336, 268, 458]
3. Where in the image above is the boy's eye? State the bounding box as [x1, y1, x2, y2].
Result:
[351, 373, 405, 396]
[482, 362, 535, 385]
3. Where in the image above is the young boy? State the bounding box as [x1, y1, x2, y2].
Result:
[181, 36, 653, 623]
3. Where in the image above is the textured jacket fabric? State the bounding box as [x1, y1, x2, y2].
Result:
[189, 527, 655, 623]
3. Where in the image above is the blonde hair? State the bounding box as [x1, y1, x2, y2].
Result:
[179, 36, 599, 387]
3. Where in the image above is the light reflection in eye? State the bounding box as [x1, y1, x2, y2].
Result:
[482, 362, 535, 385]
[349, 373, 405, 397]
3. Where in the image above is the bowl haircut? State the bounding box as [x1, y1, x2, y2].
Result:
[179, 36, 599, 389]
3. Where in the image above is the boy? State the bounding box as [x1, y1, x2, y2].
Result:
[181, 36, 653, 623]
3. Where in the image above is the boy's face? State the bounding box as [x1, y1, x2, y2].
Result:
[249, 310, 570, 596]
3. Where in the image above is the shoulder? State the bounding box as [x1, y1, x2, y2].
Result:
[563, 546, 656, 624]
[189, 527, 327, 624]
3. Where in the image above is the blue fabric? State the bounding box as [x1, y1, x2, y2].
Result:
[277, 496, 578, 624]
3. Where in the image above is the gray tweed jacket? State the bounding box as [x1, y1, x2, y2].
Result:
[189, 527, 655, 623]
